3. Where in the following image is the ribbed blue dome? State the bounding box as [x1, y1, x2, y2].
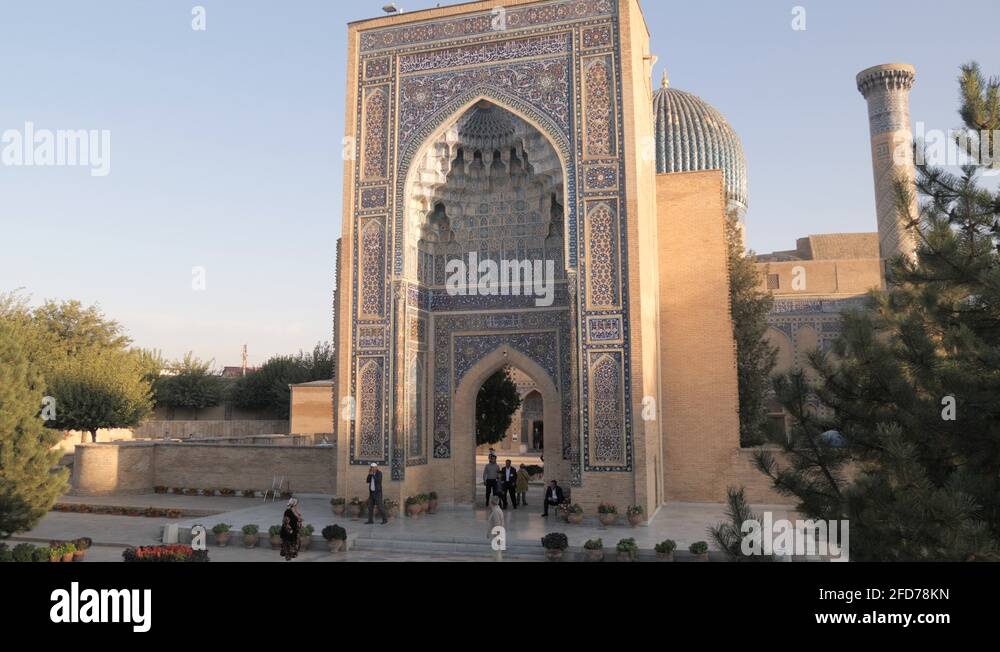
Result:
[653, 76, 748, 214]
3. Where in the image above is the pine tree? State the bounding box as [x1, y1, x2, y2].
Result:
[475, 367, 522, 446]
[0, 319, 67, 538]
[727, 214, 778, 446]
[754, 62, 1000, 561]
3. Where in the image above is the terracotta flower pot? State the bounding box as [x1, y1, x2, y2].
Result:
[215, 532, 231, 547]
[616, 551, 636, 562]
[73, 550, 86, 562]
[299, 535, 312, 551]
[544, 548, 564, 562]
[270, 535, 282, 550]
[567, 512, 583, 525]
[583, 548, 604, 562]
[656, 551, 674, 562]
[406, 503, 421, 517]
[693, 552, 709, 562]
[332, 504, 346, 516]
[598, 513, 617, 527]
[628, 513, 644, 526]
[243, 534, 259, 548]
[348, 504, 362, 519]
[62, 552, 74, 562]
[327, 539, 345, 553]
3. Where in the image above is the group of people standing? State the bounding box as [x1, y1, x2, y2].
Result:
[482, 454, 530, 509]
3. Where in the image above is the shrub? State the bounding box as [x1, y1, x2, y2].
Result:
[241, 524, 259, 535]
[0, 549, 12, 563]
[219, 488, 236, 496]
[383, 498, 397, 511]
[626, 504, 644, 516]
[598, 503, 617, 514]
[330, 497, 346, 506]
[655, 539, 677, 554]
[301, 524, 314, 537]
[242, 489, 256, 498]
[153, 486, 168, 494]
[269, 525, 282, 536]
[322, 524, 347, 541]
[404, 496, 418, 506]
[689, 541, 709, 555]
[184, 488, 199, 496]
[541, 532, 569, 550]
[34, 546, 52, 562]
[172, 488, 185, 494]
[616, 538, 638, 554]
[13, 543, 35, 563]
[201, 488, 215, 496]
[211, 523, 231, 534]
[349, 496, 363, 506]
[524, 464, 543, 476]
[583, 538, 603, 550]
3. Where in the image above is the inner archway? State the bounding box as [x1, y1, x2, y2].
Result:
[452, 346, 562, 506]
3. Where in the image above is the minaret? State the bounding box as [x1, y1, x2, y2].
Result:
[856, 63, 918, 261]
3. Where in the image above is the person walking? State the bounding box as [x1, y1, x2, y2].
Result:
[515, 463, 530, 506]
[365, 462, 388, 524]
[487, 495, 505, 562]
[280, 498, 302, 561]
[500, 459, 518, 509]
[483, 454, 501, 508]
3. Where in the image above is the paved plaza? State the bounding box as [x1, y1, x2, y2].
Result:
[10, 490, 796, 562]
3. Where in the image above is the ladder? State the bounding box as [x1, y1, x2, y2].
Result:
[264, 476, 287, 503]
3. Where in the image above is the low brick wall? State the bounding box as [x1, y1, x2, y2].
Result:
[71, 441, 336, 495]
[132, 420, 290, 439]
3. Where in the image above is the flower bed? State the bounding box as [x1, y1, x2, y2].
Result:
[122, 545, 210, 562]
[51, 503, 183, 518]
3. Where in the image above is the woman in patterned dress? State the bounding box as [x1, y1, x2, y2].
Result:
[280, 498, 302, 561]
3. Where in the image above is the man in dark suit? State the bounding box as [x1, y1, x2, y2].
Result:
[365, 462, 388, 524]
[500, 459, 519, 509]
[541, 480, 565, 517]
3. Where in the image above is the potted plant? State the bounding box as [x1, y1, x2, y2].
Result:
[597, 503, 618, 526]
[583, 538, 604, 562]
[268, 525, 283, 549]
[689, 541, 709, 562]
[154, 486, 168, 494]
[330, 497, 346, 516]
[184, 488, 199, 496]
[172, 487, 185, 495]
[564, 503, 584, 525]
[322, 524, 347, 552]
[242, 524, 260, 548]
[616, 537, 639, 562]
[201, 488, 215, 497]
[219, 488, 236, 496]
[655, 539, 677, 561]
[73, 537, 92, 561]
[58, 543, 75, 563]
[348, 497, 364, 519]
[47, 546, 61, 562]
[299, 524, 314, 550]
[541, 532, 569, 562]
[626, 504, 645, 526]
[416, 493, 429, 515]
[212, 523, 232, 547]
[383, 497, 398, 519]
[242, 489, 257, 498]
[405, 496, 421, 517]
[427, 491, 439, 513]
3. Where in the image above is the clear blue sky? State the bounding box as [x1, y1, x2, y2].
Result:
[1, 0, 997, 366]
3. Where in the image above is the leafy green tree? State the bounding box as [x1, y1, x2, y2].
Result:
[727, 215, 778, 446]
[229, 342, 333, 418]
[46, 348, 153, 442]
[475, 367, 522, 446]
[754, 62, 1000, 561]
[0, 319, 67, 537]
[154, 352, 222, 410]
[31, 299, 130, 358]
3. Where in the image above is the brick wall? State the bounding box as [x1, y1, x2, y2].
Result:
[71, 441, 336, 495]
